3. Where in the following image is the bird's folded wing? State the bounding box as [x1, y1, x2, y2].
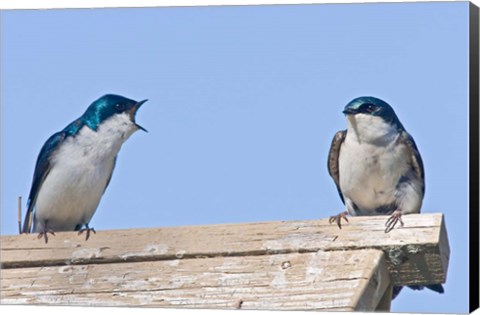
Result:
[22, 131, 66, 233]
[327, 129, 347, 204]
[399, 131, 425, 194]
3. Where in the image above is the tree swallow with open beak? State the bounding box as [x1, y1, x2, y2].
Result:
[327, 96, 443, 298]
[22, 94, 148, 243]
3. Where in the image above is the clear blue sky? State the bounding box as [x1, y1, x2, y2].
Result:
[0, 2, 469, 313]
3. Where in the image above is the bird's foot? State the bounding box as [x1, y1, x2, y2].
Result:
[78, 225, 96, 241]
[385, 210, 404, 233]
[37, 221, 55, 244]
[329, 211, 349, 229]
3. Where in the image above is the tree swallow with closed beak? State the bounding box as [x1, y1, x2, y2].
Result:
[327, 96, 443, 298]
[22, 94, 147, 243]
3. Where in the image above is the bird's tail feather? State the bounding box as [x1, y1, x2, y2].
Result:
[392, 284, 444, 300]
[21, 202, 34, 234]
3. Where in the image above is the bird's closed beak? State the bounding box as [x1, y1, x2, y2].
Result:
[130, 99, 148, 132]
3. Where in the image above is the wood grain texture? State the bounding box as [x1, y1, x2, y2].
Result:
[1, 214, 449, 285]
[0, 213, 449, 310]
[1, 249, 388, 311]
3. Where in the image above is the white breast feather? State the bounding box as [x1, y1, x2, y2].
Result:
[338, 114, 421, 216]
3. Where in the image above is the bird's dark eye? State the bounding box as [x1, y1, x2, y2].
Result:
[363, 103, 377, 113]
[115, 103, 125, 112]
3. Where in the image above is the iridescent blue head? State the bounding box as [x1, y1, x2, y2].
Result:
[342, 96, 404, 130]
[81, 94, 148, 132]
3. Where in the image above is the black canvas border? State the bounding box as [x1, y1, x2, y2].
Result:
[469, 2, 479, 313]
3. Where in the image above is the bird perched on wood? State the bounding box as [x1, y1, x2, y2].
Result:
[327, 96, 443, 299]
[22, 94, 147, 243]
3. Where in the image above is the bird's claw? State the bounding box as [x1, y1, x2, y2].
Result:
[329, 211, 349, 229]
[385, 210, 404, 233]
[78, 225, 96, 241]
[37, 230, 56, 243]
[37, 220, 55, 244]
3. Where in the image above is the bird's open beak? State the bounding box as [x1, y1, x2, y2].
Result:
[342, 107, 357, 115]
[130, 99, 148, 132]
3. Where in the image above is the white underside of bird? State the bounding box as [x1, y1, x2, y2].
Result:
[338, 113, 423, 216]
[33, 112, 137, 232]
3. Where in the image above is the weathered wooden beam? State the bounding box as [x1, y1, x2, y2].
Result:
[1, 249, 389, 310]
[0, 213, 449, 285]
[0, 213, 449, 311]
[376, 284, 393, 311]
